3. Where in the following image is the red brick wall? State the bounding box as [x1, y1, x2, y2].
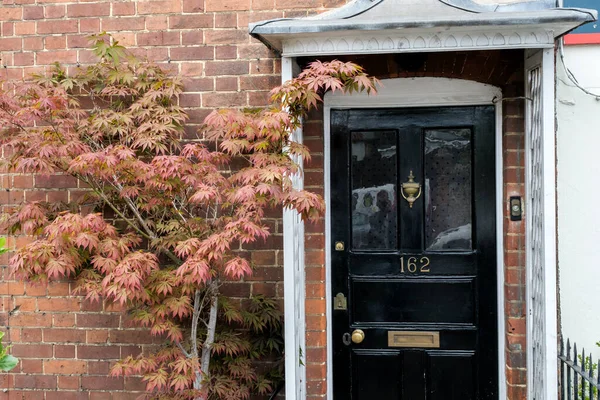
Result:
[301, 51, 528, 399]
[0, 1, 528, 397]
[303, 108, 328, 399]
[502, 83, 528, 400]
[0, 0, 344, 397]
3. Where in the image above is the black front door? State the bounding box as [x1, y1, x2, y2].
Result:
[331, 106, 498, 399]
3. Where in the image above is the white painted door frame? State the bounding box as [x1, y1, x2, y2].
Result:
[281, 56, 307, 400]
[525, 48, 559, 400]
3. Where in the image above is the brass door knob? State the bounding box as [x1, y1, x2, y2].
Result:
[351, 329, 365, 344]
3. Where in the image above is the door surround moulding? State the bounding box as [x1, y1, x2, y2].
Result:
[281, 28, 555, 57]
[323, 77, 506, 400]
[525, 48, 558, 400]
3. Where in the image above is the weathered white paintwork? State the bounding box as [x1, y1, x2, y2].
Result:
[525, 47, 559, 400]
[557, 44, 600, 360]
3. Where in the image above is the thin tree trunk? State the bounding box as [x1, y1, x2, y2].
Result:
[194, 281, 219, 399]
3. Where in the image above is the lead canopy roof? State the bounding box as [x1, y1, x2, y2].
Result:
[249, 0, 597, 55]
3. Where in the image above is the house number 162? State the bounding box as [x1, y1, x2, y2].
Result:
[400, 256, 431, 273]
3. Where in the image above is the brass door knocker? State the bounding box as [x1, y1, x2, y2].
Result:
[401, 170, 422, 209]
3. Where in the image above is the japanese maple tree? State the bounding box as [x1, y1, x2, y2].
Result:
[0, 35, 377, 399]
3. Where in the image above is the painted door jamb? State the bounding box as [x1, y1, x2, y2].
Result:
[539, 47, 559, 400]
[282, 56, 307, 400]
[525, 47, 559, 400]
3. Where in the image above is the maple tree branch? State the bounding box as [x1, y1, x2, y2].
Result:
[175, 341, 191, 359]
[80, 176, 152, 241]
[81, 176, 187, 266]
[159, 247, 182, 266]
[104, 175, 182, 265]
[45, 118, 67, 145]
[123, 196, 154, 235]
[196, 281, 218, 394]
[110, 176, 156, 236]
[99, 195, 150, 239]
[190, 288, 201, 360]
[86, 182, 184, 266]
[5, 121, 28, 135]
[191, 288, 203, 395]
[172, 199, 191, 229]
[152, 247, 182, 266]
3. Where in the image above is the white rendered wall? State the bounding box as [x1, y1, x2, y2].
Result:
[557, 44, 600, 359]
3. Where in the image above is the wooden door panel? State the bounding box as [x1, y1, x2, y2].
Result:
[349, 350, 481, 400]
[398, 127, 423, 251]
[401, 351, 426, 400]
[427, 352, 476, 400]
[351, 278, 476, 324]
[352, 352, 402, 399]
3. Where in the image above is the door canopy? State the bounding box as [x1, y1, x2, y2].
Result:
[249, 0, 596, 56]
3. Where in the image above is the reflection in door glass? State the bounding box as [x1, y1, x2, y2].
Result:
[351, 131, 397, 250]
[425, 128, 472, 251]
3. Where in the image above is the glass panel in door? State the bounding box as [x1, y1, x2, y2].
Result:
[350, 130, 398, 250]
[424, 128, 473, 251]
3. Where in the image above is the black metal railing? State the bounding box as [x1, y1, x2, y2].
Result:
[560, 337, 600, 400]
